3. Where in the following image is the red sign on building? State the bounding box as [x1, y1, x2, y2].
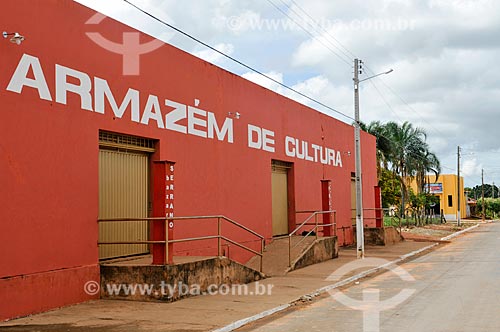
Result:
[152, 161, 175, 264]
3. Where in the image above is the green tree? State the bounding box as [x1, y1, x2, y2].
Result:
[408, 188, 440, 226]
[469, 184, 498, 199]
[379, 168, 400, 208]
[365, 121, 393, 178]
[366, 121, 441, 222]
[477, 197, 500, 218]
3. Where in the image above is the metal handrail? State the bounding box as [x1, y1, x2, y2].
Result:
[99, 215, 264, 240]
[97, 215, 264, 272]
[288, 210, 337, 267]
[349, 208, 386, 223]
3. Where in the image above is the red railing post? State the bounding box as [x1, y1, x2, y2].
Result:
[165, 220, 169, 265]
[152, 161, 175, 265]
[375, 186, 383, 228]
[321, 180, 333, 236]
[260, 238, 264, 272]
[334, 211, 337, 236]
[217, 217, 222, 257]
[314, 213, 318, 240]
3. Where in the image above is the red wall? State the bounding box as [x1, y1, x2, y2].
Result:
[0, 0, 378, 320]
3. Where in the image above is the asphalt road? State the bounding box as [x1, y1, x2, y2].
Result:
[239, 222, 500, 332]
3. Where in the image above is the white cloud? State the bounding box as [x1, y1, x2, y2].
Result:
[241, 72, 354, 120]
[241, 70, 284, 92]
[75, 0, 500, 186]
[292, 37, 333, 67]
[193, 43, 234, 64]
[462, 158, 483, 178]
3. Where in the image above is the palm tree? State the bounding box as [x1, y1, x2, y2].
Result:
[414, 149, 441, 193]
[365, 121, 441, 219]
[364, 121, 394, 182]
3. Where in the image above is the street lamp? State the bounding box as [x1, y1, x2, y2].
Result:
[2, 31, 25, 45]
[353, 59, 393, 259]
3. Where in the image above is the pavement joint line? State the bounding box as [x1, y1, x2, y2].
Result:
[211, 242, 440, 332]
[440, 223, 480, 241]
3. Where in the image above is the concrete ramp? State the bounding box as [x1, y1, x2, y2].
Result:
[246, 236, 338, 276]
[100, 256, 265, 302]
[289, 236, 338, 271]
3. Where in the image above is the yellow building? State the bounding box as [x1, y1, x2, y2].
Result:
[410, 174, 466, 221]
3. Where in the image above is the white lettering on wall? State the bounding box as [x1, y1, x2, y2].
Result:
[94, 77, 140, 122]
[208, 113, 233, 143]
[6, 54, 233, 143]
[164, 98, 233, 142]
[6, 54, 52, 101]
[141, 95, 164, 128]
[165, 100, 187, 134]
[285, 136, 342, 167]
[247, 124, 275, 152]
[55, 64, 93, 111]
[187, 99, 207, 138]
[5, 54, 347, 167]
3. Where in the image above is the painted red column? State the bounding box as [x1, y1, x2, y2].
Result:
[374, 185, 382, 228]
[152, 161, 175, 265]
[321, 180, 333, 236]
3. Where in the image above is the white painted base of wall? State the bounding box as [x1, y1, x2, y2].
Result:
[444, 214, 466, 221]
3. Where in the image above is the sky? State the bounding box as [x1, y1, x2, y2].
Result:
[75, 0, 500, 188]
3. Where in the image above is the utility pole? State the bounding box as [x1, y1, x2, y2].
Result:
[353, 58, 364, 259]
[457, 146, 461, 226]
[482, 169, 485, 222]
[491, 181, 497, 219]
[352, 61, 392, 259]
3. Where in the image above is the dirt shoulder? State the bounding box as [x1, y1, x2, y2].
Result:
[400, 222, 479, 242]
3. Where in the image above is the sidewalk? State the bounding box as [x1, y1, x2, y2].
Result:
[0, 240, 446, 332]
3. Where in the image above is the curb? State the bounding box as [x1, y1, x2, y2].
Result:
[213, 223, 482, 332]
[211, 242, 439, 332]
[307, 242, 439, 296]
[440, 223, 480, 241]
[211, 304, 291, 332]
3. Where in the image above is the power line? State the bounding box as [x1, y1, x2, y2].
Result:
[363, 64, 446, 138]
[442, 163, 483, 181]
[122, 0, 470, 179]
[442, 165, 456, 172]
[265, 1, 410, 128]
[365, 79, 406, 124]
[268, 0, 352, 65]
[263, 3, 455, 173]
[269, 4, 459, 176]
[121, 0, 355, 122]
[275, 1, 448, 141]
[287, 0, 357, 59]
[269, 0, 446, 142]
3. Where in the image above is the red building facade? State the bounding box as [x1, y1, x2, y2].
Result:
[0, 0, 378, 321]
